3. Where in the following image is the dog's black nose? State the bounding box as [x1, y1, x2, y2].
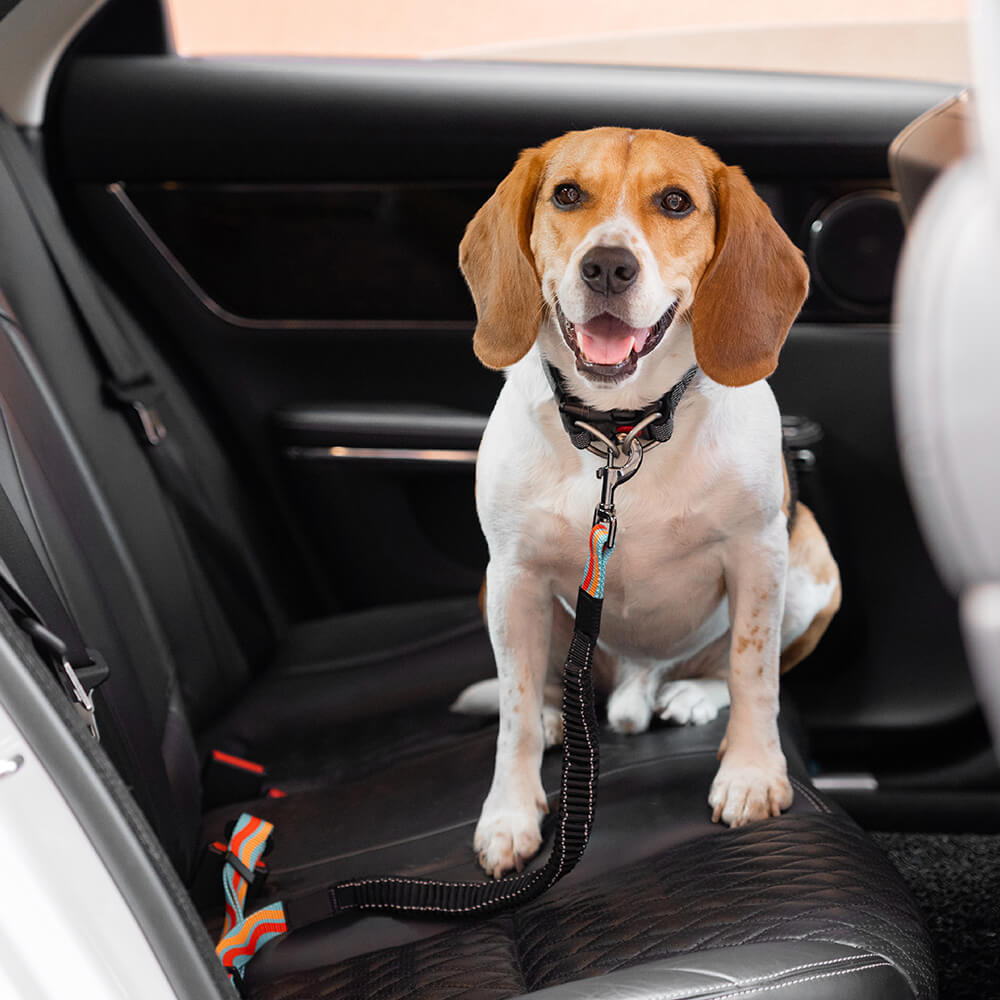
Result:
[580, 246, 639, 296]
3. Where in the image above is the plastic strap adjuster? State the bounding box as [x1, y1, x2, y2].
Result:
[224, 849, 257, 886]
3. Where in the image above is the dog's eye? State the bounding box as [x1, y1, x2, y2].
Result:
[659, 189, 693, 217]
[552, 183, 583, 209]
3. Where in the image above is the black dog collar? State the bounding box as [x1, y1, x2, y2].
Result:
[544, 361, 699, 451]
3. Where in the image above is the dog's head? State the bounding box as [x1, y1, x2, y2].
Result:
[460, 127, 808, 390]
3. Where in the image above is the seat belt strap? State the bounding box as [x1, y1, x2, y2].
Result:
[0, 494, 87, 666]
[0, 480, 105, 738]
[0, 119, 148, 388]
[0, 118, 280, 652]
[215, 520, 614, 986]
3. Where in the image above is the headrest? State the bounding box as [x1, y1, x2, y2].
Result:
[893, 3, 1000, 596]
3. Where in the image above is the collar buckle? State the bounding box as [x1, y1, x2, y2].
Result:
[545, 361, 698, 454]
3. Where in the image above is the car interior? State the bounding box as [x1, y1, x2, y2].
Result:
[0, 0, 994, 997]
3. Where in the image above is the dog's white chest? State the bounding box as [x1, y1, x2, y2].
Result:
[546, 455, 730, 658]
[477, 359, 783, 664]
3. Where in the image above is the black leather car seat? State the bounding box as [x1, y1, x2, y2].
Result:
[0, 115, 938, 998]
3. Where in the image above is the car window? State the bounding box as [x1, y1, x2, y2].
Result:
[164, 0, 969, 84]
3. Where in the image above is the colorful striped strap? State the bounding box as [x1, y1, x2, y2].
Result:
[581, 521, 614, 598]
[216, 902, 287, 984]
[215, 813, 287, 984]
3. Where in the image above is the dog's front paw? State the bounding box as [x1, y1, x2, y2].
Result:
[708, 754, 793, 827]
[474, 806, 544, 879]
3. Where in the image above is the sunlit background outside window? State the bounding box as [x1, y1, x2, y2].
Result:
[165, 0, 968, 83]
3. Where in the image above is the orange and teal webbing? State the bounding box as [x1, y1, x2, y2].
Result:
[581, 521, 613, 598]
[215, 813, 287, 983]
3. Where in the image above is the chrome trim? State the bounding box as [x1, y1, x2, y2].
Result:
[154, 180, 489, 194]
[285, 445, 479, 465]
[812, 773, 879, 792]
[105, 183, 474, 333]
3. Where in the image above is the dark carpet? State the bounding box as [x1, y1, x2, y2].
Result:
[873, 832, 1000, 1000]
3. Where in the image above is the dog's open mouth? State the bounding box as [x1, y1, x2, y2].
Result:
[556, 301, 678, 382]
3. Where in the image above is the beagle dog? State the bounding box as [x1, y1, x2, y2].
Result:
[456, 128, 840, 879]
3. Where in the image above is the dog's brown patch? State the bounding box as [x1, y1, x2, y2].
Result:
[780, 503, 841, 673]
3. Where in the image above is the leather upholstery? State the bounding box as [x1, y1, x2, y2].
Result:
[203, 708, 809, 913]
[250, 809, 932, 999]
[260, 942, 912, 1000]
[516, 812, 932, 996]
[520, 942, 912, 1000]
[199, 596, 495, 780]
[221, 711, 934, 999]
[255, 919, 526, 1000]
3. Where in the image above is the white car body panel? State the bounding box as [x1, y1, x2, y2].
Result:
[0, 696, 176, 999]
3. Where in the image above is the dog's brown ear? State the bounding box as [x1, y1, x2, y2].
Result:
[460, 148, 545, 369]
[691, 165, 809, 387]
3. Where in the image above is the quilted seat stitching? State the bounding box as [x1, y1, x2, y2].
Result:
[516, 814, 933, 998]
[253, 813, 933, 1000]
[594, 952, 885, 1000]
[710, 961, 893, 999]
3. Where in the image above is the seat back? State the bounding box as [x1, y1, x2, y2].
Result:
[894, 0, 1000, 747]
[0, 293, 202, 873]
[0, 116, 281, 727]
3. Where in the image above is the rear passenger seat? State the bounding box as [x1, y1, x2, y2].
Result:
[0, 114, 937, 999]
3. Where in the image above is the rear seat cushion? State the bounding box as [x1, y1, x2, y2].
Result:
[194, 709, 932, 999]
[220, 712, 932, 999]
[259, 930, 920, 1000]
[521, 943, 917, 1000]
[199, 596, 494, 782]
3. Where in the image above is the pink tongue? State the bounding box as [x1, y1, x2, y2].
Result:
[577, 314, 650, 365]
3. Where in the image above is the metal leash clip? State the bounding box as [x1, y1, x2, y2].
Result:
[592, 436, 643, 550]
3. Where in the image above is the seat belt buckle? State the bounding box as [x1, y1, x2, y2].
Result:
[203, 749, 268, 808]
[60, 656, 100, 741]
[15, 614, 103, 741]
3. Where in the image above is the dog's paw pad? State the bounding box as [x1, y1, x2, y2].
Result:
[474, 810, 543, 879]
[708, 758, 793, 827]
[607, 684, 653, 735]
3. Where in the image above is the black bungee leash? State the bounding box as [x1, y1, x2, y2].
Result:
[215, 366, 699, 988]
